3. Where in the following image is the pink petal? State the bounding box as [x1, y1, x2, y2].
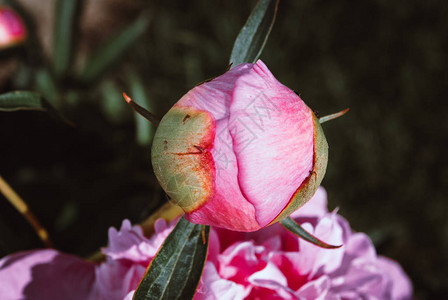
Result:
[290, 186, 328, 218]
[175, 62, 254, 121]
[179, 63, 261, 231]
[218, 241, 265, 283]
[248, 261, 288, 287]
[295, 214, 344, 277]
[207, 228, 221, 266]
[330, 258, 388, 298]
[0, 249, 95, 300]
[296, 275, 331, 299]
[268, 252, 309, 290]
[101, 219, 175, 263]
[185, 122, 260, 230]
[124, 291, 135, 300]
[248, 261, 299, 299]
[229, 60, 314, 226]
[344, 232, 377, 261]
[102, 219, 152, 262]
[195, 262, 249, 300]
[377, 256, 413, 300]
[94, 260, 146, 300]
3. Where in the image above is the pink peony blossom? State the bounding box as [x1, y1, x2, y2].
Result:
[0, 6, 27, 49]
[151, 60, 328, 231]
[0, 187, 412, 299]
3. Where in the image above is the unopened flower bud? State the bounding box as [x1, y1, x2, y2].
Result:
[152, 60, 328, 231]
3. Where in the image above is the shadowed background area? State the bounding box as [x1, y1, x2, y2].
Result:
[0, 0, 446, 298]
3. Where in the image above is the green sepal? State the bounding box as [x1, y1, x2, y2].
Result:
[280, 217, 342, 249]
[133, 216, 210, 300]
[229, 0, 279, 67]
[127, 71, 155, 146]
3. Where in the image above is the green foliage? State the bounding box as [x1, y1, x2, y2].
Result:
[0, 91, 47, 111]
[52, 0, 83, 77]
[229, 0, 278, 66]
[133, 217, 210, 300]
[77, 16, 150, 83]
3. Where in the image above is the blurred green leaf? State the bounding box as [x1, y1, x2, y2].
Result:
[128, 71, 155, 146]
[52, 0, 83, 77]
[0, 91, 74, 126]
[280, 217, 342, 249]
[77, 15, 150, 83]
[0, 91, 46, 111]
[133, 217, 209, 300]
[35, 69, 59, 107]
[100, 79, 129, 123]
[229, 0, 279, 66]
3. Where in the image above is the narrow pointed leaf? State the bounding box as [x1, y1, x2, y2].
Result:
[229, 0, 279, 67]
[35, 68, 60, 107]
[0, 91, 74, 126]
[128, 71, 155, 146]
[77, 15, 150, 83]
[133, 216, 210, 300]
[0, 91, 46, 111]
[52, 0, 83, 77]
[319, 108, 349, 124]
[123, 93, 160, 127]
[281, 217, 342, 249]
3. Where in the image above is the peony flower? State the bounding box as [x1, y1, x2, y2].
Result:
[0, 6, 27, 49]
[0, 249, 96, 300]
[151, 60, 328, 231]
[0, 187, 413, 299]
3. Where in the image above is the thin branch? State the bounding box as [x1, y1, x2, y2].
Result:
[0, 176, 53, 248]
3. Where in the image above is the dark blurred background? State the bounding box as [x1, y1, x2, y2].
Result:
[0, 0, 446, 298]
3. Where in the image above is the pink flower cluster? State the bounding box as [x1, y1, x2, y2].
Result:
[0, 188, 412, 299]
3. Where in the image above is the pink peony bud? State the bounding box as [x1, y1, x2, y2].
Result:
[152, 60, 328, 231]
[0, 5, 27, 49]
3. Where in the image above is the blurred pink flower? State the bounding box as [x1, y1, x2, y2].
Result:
[0, 188, 412, 299]
[0, 5, 27, 49]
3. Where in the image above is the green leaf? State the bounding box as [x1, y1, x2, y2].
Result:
[0, 91, 47, 112]
[52, 0, 83, 77]
[229, 0, 279, 67]
[0, 91, 75, 126]
[35, 69, 60, 107]
[280, 217, 342, 249]
[133, 216, 210, 300]
[100, 79, 129, 123]
[128, 71, 155, 146]
[77, 15, 150, 83]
